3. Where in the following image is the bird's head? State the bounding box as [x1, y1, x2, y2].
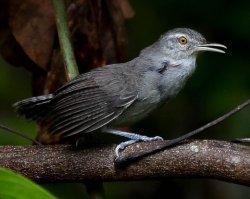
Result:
[158, 28, 226, 60]
[137, 28, 227, 99]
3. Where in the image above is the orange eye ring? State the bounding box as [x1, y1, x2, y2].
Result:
[178, 36, 187, 45]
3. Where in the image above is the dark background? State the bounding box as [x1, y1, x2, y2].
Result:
[0, 0, 250, 198]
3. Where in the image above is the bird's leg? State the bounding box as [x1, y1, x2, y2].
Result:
[102, 128, 163, 158]
[102, 128, 163, 141]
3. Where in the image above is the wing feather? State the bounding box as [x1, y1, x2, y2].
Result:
[65, 111, 120, 137]
[53, 111, 108, 136]
[47, 66, 138, 137]
[52, 91, 103, 112]
[51, 98, 106, 117]
[50, 102, 107, 134]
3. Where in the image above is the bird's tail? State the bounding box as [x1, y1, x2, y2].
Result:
[13, 94, 53, 120]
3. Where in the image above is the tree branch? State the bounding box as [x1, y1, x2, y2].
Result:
[125, 98, 250, 162]
[0, 140, 249, 186]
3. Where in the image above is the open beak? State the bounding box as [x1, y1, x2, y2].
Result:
[195, 43, 227, 53]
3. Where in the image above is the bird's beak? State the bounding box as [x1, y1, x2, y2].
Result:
[195, 43, 227, 53]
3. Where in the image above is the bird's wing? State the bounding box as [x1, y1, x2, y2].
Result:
[48, 67, 138, 137]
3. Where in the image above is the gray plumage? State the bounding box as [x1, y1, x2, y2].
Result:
[13, 28, 226, 141]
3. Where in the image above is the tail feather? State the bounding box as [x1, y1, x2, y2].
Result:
[13, 94, 53, 120]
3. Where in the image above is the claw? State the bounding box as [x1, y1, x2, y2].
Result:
[140, 135, 163, 142]
[115, 140, 137, 158]
[151, 136, 164, 141]
[115, 136, 164, 159]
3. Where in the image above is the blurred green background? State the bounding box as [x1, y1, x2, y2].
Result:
[1, 0, 250, 198]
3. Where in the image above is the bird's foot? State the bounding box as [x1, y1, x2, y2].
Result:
[115, 135, 163, 160]
[101, 128, 163, 160]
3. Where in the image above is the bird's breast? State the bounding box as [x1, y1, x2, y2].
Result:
[158, 59, 196, 99]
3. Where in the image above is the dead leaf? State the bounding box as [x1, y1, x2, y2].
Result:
[117, 0, 135, 19]
[9, 0, 56, 70]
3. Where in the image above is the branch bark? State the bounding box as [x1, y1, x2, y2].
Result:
[0, 140, 249, 186]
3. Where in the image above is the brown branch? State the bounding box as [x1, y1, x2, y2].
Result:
[125, 98, 250, 162]
[0, 140, 249, 186]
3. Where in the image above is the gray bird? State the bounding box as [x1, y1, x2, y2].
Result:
[14, 28, 226, 157]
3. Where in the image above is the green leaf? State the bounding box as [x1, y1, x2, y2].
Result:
[0, 168, 57, 199]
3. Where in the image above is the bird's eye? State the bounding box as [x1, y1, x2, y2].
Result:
[178, 36, 187, 45]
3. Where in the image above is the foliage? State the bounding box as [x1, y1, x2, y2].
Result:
[0, 168, 56, 199]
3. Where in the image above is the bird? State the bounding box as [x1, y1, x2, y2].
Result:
[13, 28, 226, 158]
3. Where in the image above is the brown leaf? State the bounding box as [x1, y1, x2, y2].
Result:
[117, 0, 135, 19]
[106, 0, 129, 61]
[1, 33, 38, 71]
[9, 0, 56, 70]
[66, 0, 131, 74]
